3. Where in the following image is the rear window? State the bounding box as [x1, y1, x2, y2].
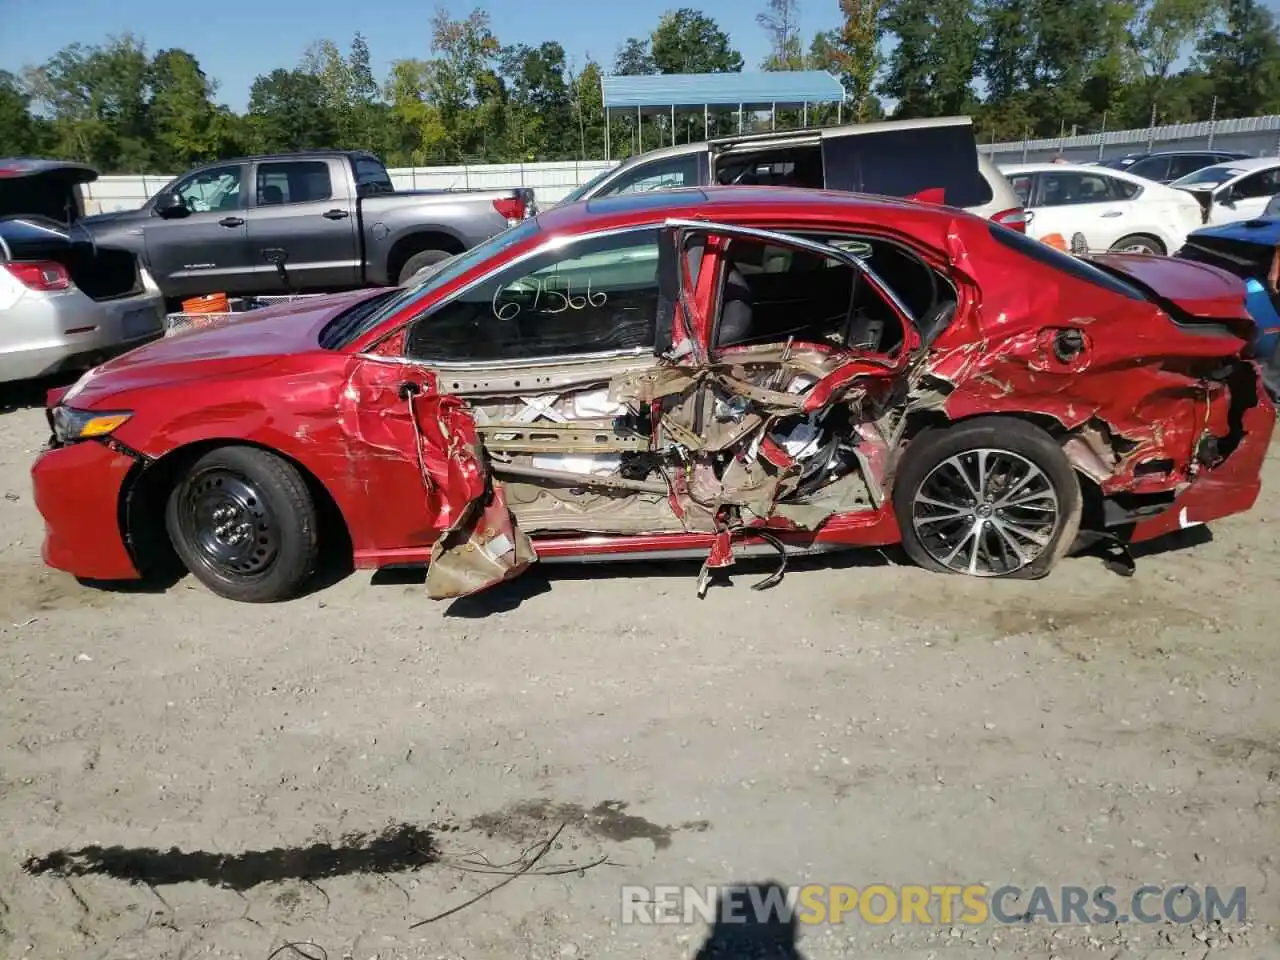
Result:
[822, 125, 993, 209]
[986, 223, 1146, 301]
[354, 157, 394, 195]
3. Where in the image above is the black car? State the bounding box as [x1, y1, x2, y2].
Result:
[1099, 150, 1252, 184]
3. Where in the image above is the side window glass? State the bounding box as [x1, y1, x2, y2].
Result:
[256, 161, 334, 206]
[1008, 174, 1033, 206]
[1107, 176, 1141, 200]
[174, 166, 242, 213]
[1039, 172, 1113, 206]
[1127, 157, 1169, 181]
[713, 235, 905, 356]
[603, 155, 700, 196]
[404, 229, 662, 362]
[1169, 155, 1208, 180]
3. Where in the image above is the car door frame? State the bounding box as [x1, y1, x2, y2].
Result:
[242, 156, 361, 294]
[663, 217, 923, 376]
[142, 161, 252, 298]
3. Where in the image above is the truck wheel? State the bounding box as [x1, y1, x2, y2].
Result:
[398, 250, 454, 285]
[165, 445, 318, 602]
[892, 417, 1082, 580]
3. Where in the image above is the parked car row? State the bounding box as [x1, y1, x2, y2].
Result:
[27, 115, 1278, 605]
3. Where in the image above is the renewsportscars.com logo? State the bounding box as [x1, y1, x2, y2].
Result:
[621, 883, 1248, 926]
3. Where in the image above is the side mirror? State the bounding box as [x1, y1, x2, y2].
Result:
[154, 192, 189, 219]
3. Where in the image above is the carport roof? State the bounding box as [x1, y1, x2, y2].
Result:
[601, 71, 846, 112]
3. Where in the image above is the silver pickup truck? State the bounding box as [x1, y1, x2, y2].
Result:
[76, 151, 536, 300]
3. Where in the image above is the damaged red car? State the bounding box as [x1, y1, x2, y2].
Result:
[31, 187, 1276, 603]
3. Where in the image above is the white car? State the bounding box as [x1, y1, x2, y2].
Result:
[1169, 157, 1280, 226]
[999, 162, 1204, 255]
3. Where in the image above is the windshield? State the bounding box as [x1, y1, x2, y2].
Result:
[322, 217, 543, 348]
[560, 166, 618, 205]
[1172, 167, 1242, 189]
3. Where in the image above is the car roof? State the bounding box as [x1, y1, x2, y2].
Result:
[537, 184, 968, 236]
[999, 162, 1151, 182]
[1189, 157, 1280, 176]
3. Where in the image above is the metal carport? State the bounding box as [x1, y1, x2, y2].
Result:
[599, 71, 847, 160]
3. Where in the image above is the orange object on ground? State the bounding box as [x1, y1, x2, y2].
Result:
[181, 293, 230, 313]
[1041, 233, 1068, 251]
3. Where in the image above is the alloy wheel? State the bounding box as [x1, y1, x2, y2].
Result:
[910, 448, 1061, 577]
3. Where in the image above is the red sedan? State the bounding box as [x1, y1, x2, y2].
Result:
[31, 187, 1276, 603]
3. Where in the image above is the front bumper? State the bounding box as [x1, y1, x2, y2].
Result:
[1130, 365, 1277, 543]
[31, 438, 143, 581]
[0, 287, 166, 384]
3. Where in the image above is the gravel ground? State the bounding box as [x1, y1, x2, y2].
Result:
[0, 384, 1278, 960]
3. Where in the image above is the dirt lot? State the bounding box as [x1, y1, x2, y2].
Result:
[0, 387, 1277, 960]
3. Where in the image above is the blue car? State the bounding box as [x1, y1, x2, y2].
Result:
[1175, 217, 1280, 397]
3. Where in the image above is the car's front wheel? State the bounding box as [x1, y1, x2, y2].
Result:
[165, 445, 318, 602]
[893, 417, 1082, 579]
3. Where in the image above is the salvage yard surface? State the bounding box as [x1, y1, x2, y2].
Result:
[1, 391, 1278, 959]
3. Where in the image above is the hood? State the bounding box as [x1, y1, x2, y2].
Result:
[59, 289, 384, 408]
[1089, 252, 1251, 321]
[1188, 217, 1280, 248]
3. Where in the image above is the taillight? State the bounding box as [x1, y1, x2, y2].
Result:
[492, 197, 527, 225]
[4, 261, 72, 291]
[992, 207, 1028, 233]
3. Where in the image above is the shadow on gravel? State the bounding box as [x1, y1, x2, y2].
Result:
[693, 882, 807, 960]
[22, 823, 438, 891]
[372, 547, 900, 617]
[0, 372, 79, 414]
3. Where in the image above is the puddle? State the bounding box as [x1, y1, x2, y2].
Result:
[22, 823, 438, 890]
[471, 799, 709, 850]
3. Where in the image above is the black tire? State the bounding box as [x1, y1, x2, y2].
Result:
[397, 249, 454, 286]
[892, 416, 1082, 580]
[1108, 234, 1164, 255]
[164, 445, 318, 602]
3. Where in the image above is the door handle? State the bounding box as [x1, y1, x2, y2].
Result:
[322, 209, 350, 220]
[1101, 210, 1124, 218]
[218, 216, 245, 227]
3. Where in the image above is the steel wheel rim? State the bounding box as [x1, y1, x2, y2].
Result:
[180, 469, 278, 577]
[911, 448, 1060, 577]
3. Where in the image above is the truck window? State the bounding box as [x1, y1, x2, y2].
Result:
[173, 165, 242, 213]
[599, 155, 700, 197]
[354, 157, 394, 195]
[256, 161, 333, 206]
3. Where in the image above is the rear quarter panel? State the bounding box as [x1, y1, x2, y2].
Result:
[359, 194, 507, 285]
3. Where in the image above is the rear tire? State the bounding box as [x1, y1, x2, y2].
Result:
[398, 249, 454, 285]
[165, 446, 318, 602]
[893, 417, 1082, 580]
[1109, 234, 1164, 255]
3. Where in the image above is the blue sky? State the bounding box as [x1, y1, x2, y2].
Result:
[0, 0, 846, 112]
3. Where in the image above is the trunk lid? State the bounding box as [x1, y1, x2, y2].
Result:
[0, 158, 97, 224]
[1089, 252, 1253, 320]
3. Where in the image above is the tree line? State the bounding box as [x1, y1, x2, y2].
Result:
[2, 0, 1279, 175]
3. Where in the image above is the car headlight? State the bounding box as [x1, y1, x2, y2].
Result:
[51, 406, 133, 444]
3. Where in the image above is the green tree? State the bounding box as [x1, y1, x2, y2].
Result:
[651, 9, 744, 74]
[384, 58, 450, 164]
[759, 0, 805, 69]
[880, 0, 981, 116]
[816, 0, 887, 121]
[302, 33, 385, 150]
[614, 38, 658, 75]
[1195, 0, 1280, 117]
[149, 49, 228, 168]
[246, 69, 338, 152]
[0, 71, 49, 155]
[501, 42, 574, 159]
